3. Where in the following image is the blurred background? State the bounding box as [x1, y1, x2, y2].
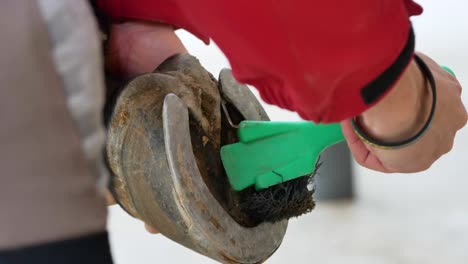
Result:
[107, 0, 468, 263]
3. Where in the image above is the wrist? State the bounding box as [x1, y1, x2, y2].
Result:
[357, 58, 431, 143]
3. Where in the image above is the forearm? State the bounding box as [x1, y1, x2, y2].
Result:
[95, 0, 424, 122]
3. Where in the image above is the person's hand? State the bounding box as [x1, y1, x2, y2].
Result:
[106, 191, 160, 234]
[105, 21, 187, 80]
[342, 52, 467, 173]
[144, 224, 159, 234]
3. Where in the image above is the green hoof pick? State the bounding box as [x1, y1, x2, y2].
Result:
[221, 121, 345, 191]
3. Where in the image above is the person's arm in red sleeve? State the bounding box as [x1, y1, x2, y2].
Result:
[97, 0, 419, 122]
[95, 0, 466, 173]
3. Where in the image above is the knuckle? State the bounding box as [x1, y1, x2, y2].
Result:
[460, 108, 468, 128]
[421, 162, 433, 171]
[454, 108, 468, 130]
[421, 157, 436, 172]
[450, 100, 468, 130]
[401, 167, 420, 173]
[406, 160, 432, 173]
[456, 82, 463, 94]
[354, 158, 365, 167]
[442, 139, 455, 155]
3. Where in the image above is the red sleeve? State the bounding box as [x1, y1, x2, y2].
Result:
[97, 0, 423, 123]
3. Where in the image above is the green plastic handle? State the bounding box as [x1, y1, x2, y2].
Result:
[441, 65, 456, 77]
[221, 121, 345, 191]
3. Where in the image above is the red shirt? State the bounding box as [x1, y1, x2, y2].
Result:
[97, 0, 423, 123]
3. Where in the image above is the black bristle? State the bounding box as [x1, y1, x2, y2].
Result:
[239, 161, 322, 224]
[219, 95, 323, 226]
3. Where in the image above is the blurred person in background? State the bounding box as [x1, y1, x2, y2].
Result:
[0, 0, 465, 263]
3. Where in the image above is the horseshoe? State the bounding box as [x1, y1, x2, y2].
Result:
[106, 58, 287, 264]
